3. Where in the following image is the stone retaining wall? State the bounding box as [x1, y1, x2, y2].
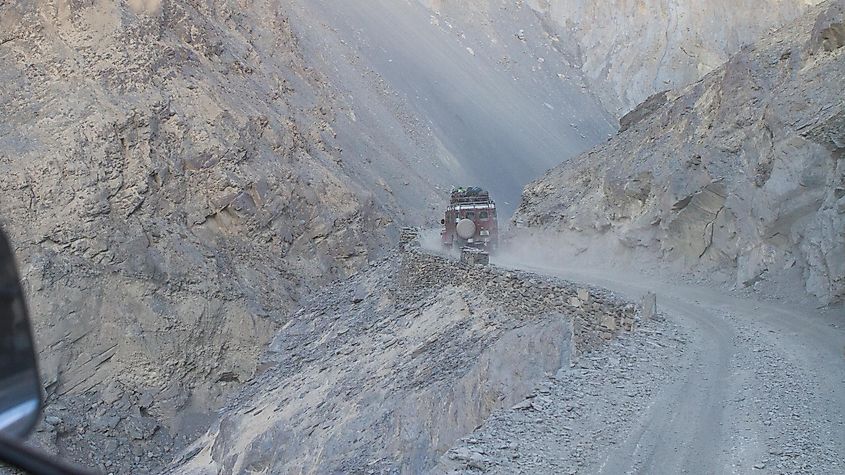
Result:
[400, 249, 638, 357]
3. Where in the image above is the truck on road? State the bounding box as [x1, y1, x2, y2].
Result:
[440, 187, 498, 253]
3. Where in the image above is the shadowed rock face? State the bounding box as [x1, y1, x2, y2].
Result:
[515, 1, 845, 304]
[301, 0, 820, 211]
[281, 0, 616, 215]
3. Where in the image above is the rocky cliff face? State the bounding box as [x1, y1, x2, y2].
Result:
[536, 0, 825, 114]
[280, 0, 617, 214]
[421, 0, 823, 115]
[168, 248, 636, 474]
[0, 0, 614, 470]
[514, 1, 845, 304]
[0, 0, 616, 469]
[0, 0, 415, 469]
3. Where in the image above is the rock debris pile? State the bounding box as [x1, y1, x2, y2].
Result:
[33, 388, 175, 474]
[168, 247, 640, 474]
[399, 250, 638, 351]
[437, 315, 688, 474]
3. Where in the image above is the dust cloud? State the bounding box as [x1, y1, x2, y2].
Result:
[490, 229, 669, 291]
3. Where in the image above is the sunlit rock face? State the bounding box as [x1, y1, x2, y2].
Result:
[0, 1, 401, 470]
[515, 1, 845, 304]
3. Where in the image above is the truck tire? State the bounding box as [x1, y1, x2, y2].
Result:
[455, 219, 476, 240]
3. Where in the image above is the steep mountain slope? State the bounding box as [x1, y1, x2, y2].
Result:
[514, 0, 845, 304]
[293, 0, 822, 211]
[279, 0, 616, 214]
[0, 0, 450, 468]
[1, 0, 836, 472]
[420, 0, 823, 114]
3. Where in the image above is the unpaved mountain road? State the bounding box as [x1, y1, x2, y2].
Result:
[490, 256, 845, 474]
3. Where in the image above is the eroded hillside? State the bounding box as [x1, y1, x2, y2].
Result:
[0, 0, 839, 473]
[515, 0, 845, 303]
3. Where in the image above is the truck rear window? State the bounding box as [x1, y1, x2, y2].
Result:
[480, 211, 488, 219]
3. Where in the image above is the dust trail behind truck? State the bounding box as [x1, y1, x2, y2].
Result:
[440, 187, 498, 252]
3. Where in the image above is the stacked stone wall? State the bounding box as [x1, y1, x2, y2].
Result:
[399, 249, 638, 356]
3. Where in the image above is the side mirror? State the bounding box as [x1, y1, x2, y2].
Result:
[440, 218, 445, 225]
[0, 228, 41, 438]
[0, 229, 94, 475]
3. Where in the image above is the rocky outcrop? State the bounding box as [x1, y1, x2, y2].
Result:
[0, 0, 618, 469]
[539, 0, 825, 114]
[168, 248, 638, 474]
[3, 0, 837, 471]
[514, 1, 845, 304]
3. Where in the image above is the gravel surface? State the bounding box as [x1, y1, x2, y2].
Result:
[719, 311, 844, 474]
[438, 257, 845, 474]
[439, 313, 689, 474]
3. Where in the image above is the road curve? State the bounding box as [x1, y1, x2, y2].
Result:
[496, 258, 845, 474]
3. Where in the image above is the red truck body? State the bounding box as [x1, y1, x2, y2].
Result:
[440, 187, 498, 252]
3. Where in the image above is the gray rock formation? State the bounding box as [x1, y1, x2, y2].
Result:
[514, 1, 845, 304]
[281, 0, 617, 214]
[167, 248, 636, 474]
[420, 0, 823, 115]
[0, 0, 620, 469]
[1, 0, 836, 471]
[0, 1, 411, 470]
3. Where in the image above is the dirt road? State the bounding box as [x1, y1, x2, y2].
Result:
[487, 257, 845, 473]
